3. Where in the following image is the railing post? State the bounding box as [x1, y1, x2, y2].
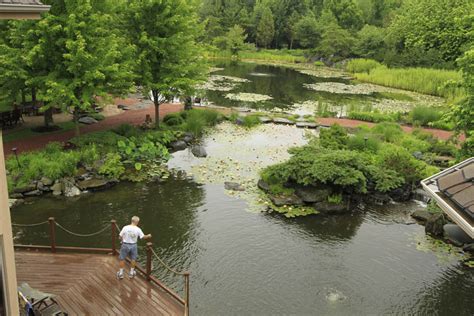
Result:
[111, 220, 117, 255]
[48, 217, 56, 253]
[146, 242, 153, 281]
[184, 272, 190, 316]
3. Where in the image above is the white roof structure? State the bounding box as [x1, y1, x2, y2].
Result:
[421, 157, 474, 238]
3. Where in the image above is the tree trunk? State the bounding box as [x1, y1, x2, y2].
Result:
[21, 89, 26, 104]
[31, 87, 37, 103]
[184, 96, 193, 111]
[152, 90, 160, 128]
[73, 109, 80, 136]
[44, 107, 54, 128]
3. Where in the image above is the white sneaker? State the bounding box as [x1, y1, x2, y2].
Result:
[117, 271, 124, 280]
[128, 270, 137, 279]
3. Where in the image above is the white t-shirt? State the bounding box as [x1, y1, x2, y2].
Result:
[120, 225, 145, 244]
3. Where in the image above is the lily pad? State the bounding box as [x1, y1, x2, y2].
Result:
[225, 93, 273, 102]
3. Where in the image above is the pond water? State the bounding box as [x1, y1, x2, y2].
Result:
[200, 62, 443, 115]
[12, 122, 473, 315]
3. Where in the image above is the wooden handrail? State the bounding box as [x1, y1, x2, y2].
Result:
[48, 217, 56, 253]
[14, 218, 189, 315]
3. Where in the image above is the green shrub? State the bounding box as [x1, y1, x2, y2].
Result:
[242, 115, 261, 128]
[371, 122, 403, 143]
[269, 184, 295, 196]
[6, 143, 99, 191]
[183, 109, 222, 137]
[98, 153, 125, 179]
[319, 124, 348, 149]
[348, 111, 395, 123]
[410, 106, 443, 126]
[314, 61, 325, 67]
[428, 120, 455, 131]
[163, 113, 185, 126]
[346, 58, 382, 73]
[399, 135, 431, 154]
[114, 124, 141, 138]
[327, 193, 343, 204]
[70, 131, 126, 148]
[347, 134, 380, 153]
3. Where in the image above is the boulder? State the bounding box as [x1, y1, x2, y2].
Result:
[78, 116, 98, 125]
[444, 224, 474, 247]
[51, 182, 63, 196]
[259, 117, 273, 124]
[412, 188, 431, 203]
[411, 210, 432, 224]
[191, 146, 207, 158]
[425, 213, 446, 237]
[314, 200, 350, 214]
[182, 133, 194, 144]
[368, 193, 391, 205]
[224, 182, 245, 191]
[235, 117, 244, 125]
[296, 122, 318, 129]
[269, 194, 303, 207]
[10, 193, 24, 199]
[463, 243, 474, 253]
[36, 181, 51, 192]
[117, 104, 131, 110]
[9, 198, 24, 208]
[40, 177, 54, 186]
[257, 179, 270, 192]
[294, 185, 330, 203]
[62, 178, 81, 197]
[170, 140, 187, 151]
[77, 178, 112, 191]
[273, 117, 295, 125]
[13, 185, 37, 194]
[389, 185, 412, 202]
[23, 190, 42, 197]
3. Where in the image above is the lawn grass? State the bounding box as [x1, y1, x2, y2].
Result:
[3, 121, 76, 143]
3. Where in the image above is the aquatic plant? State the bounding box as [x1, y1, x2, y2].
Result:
[225, 92, 273, 102]
[303, 82, 380, 95]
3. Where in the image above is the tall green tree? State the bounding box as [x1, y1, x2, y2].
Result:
[256, 7, 275, 48]
[5, 0, 134, 134]
[294, 14, 320, 48]
[227, 25, 248, 57]
[126, 0, 207, 127]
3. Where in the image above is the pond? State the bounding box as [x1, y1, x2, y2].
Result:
[200, 61, 443, 115]
[11, 122, 474, 315]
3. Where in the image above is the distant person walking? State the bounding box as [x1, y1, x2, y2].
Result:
[117, 216, 152, 279]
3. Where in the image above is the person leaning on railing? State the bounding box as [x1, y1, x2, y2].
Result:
[117, 216, 152, 279]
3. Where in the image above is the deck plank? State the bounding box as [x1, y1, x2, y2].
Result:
[15, 250, 185, 316]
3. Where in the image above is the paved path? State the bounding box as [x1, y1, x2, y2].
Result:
[3, 102, 183, 155]
[3, 102, 460, 156]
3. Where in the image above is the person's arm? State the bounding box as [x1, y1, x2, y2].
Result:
[119, 227, 125, 241]
[138, 228, 152, 240]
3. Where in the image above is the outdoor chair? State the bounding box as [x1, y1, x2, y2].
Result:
[18, 283, 67, 316]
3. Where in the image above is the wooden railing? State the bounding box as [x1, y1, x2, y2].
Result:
[13, 217, 190, 316]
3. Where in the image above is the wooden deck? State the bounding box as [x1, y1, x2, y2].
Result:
[15, 250, 185, 315]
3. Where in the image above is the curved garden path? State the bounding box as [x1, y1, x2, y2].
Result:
[2, 99, 460, 156]
[3, 100, 183, 155]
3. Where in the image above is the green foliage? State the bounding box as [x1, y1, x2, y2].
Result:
[70, 131, 126, 149]
[294, 14, 320, 48]
[354, 65, 464, 99]
[268, 184, 294, 196]
[226, 25, 248, 56]
[354, 25, 385, 59]
[242, 115, 261, 128]
[126, 0, 207, 125]
[348, 111, 396, 123]
[346, 58, 382, 73]
[327, 193, 343, 204]
[316, 21, 355, 60]
[347, 134, 380, 153]
[98, 153, 125, 179]
[7, 142, 98, 190]
[319, 124, 349, 149]
[114, 124, 140, 138]
[256, 7, 275, 48]
[163, 113, 185, 126]
[182, 109, 222, 137]
[410, 106, 443, 126]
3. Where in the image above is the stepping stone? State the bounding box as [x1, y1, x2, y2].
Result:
[259, 117, 272, 123]
[296, 122, 318, 129]
[78, 117, 98, 125]
[273, 118, 295, 125]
